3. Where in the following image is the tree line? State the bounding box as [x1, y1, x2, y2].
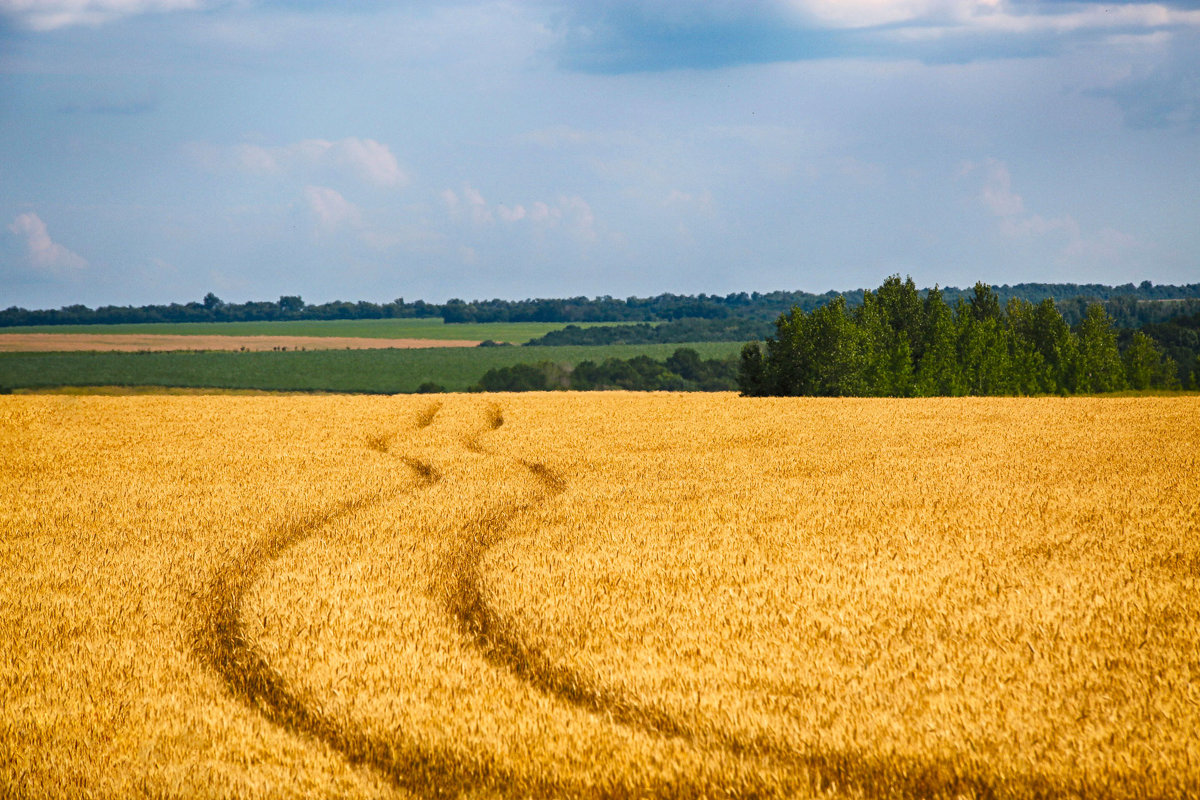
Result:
[4, 282, 1199, 328]
[738, 277, 1188, 397]
[471, 348, 739, 392]
[522, 317, 774, 346]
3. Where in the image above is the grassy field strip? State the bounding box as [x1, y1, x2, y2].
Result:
[0, 342, 743, 393]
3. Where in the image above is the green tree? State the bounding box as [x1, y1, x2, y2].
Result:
[808, 296, 866, 396]
[1076, 303, 1127, 392]
[763, 306, 816, 396]
[1027, 298, 1078, 392]
[1005, 298, 1054, 394]
[1123, 331, 1178, 390]
[736, 343, 767, 396]
[957, 301, 1013, 395]
[967, 281, 1002, 323]
[856, 290, 913, 396]
[874, 274, 926, 361]
[666, 348, 705, 382]
[277, 295, 305, 315]
[914, 288, 963, 396]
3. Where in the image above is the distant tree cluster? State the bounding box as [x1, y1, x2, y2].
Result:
[4, 282, 1200, 328]
[473, 348, 738, 392]
[523, 317, 773, 346]
[738, 277, 1181, 397]
[0, 294, 442, 327]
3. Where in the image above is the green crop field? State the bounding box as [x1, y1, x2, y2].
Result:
[0, 318, 619, 343]
[0, 342, 743, 394]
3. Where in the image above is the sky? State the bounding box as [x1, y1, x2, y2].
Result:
[1, 1, 1199, 308]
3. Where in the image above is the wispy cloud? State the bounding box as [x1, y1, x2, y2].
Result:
[441, 184, 597, 241]
[7, 213, 87, 272]
[191, 137, 407, 188]
[1091, 29, 1200, 129]
[303, 186, 361, 233]
[0, 0, 204, 31]
[962, 157, 1137, 264]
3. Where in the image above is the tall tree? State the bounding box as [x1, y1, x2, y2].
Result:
[957, 301, 1013, 395]
[1005, 298, 1054, 394]
[737, 342, 768, 396]
[808, 296, 866, 396]
[967, 281, 1002, 323]
[857, 289, 914, 396]
[1123, 331, 1178, 390]
[914, 287, 963, 396]
[764, 306, 815, 395]
[1076, 303, 1127, 392]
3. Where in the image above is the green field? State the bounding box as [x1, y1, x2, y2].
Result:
[0, 342, 743, 393]
[0, 318, 618, 343]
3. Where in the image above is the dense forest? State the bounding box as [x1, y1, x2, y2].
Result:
[4, 282, 1200, 328]
[738, 277, 1191, 397]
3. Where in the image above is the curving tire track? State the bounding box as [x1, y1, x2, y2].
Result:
[446, 410, 1082, 800]
[190, 404, 535, 797]
[193, 400, 1078, 800]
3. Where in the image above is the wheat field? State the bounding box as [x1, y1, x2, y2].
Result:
[1, 393, 1197, 799]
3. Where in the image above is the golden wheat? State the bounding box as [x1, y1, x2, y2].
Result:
[1, 394, 1196, 798]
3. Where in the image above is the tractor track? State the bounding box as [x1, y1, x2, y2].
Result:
[192, 399, 1076, 800]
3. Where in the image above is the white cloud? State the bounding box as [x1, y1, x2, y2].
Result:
[462, 185, 493, 224]
[7, 213, 87, 272]
[303, 186, 361, 232]
[442, 185, 597, 241]
[970, 158, 1025, 217]
[497, 204, 527, 222]
[0, 0, 203, 31]
[197, 137, 407, 188]
[962, 157, 1137, 264]
[782, 1, 1200, 34]
[529, 201, 556, 223]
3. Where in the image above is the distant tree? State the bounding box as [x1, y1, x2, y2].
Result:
[967, 281, 1002, 323]
[476, 363, 553, 391]
[737, 343, 768, 396]
[278, 295, 305, 315]
[665, 348, 705, 382]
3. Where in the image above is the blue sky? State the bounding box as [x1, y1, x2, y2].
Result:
[2, 1, 1198, 308]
